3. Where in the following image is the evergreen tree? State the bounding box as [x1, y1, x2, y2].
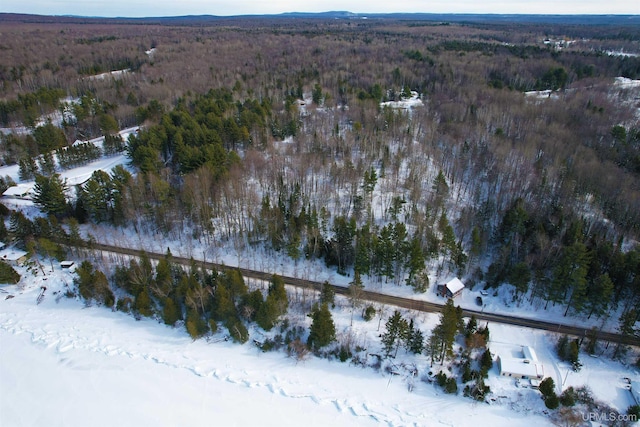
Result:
[186, 308, 209, 339]
[470, 227, 483, 261]
[426, 324, 444, 365]
[354, 224, 372, 276]
[539, 377, 556, 399]
[38, 152, 56, 176]
[241, 289, 263, 321]
[585, 273, 613, 319]
[381, 310, 409, 357]
[508, 262, 531, 301]
[362, 167, 377, 220]
[326, 216, 356, 275]
[256, 275, 288, 330]
[256, 296, 279, 331]
[307, 303, 336, 350]
[479, 349, 493, 378]
[405, 318, 424, 354]
[585, 327, 598, 355]
[32, 174, 68, 217]
[552, 242, 590, 315]
[213, 284, 236, 322]
[18, 157, 37, 181]
[405, 237, 426, 292]
[431, 299, 462, 363]
[9, 211, 33, 247]
[134, 289, 154, 318]
[81, 170, 114, 223]
[33, 122, 66, 153]
[615, 308, 639, 358]
[432, 170, 449, 213]
[74, 261, 114, 306]
[319, 281, 335, 308]
[162, 297, 179, 326]
[465, 315, 478, 336]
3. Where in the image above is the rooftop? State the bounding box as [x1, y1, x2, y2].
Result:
[445, 277, 465, 294]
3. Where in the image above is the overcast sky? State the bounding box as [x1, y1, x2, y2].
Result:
[1, 0, 638, 17]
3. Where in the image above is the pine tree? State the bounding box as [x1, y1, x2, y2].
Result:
[319, 281, 335, 307]
[585, 273, 613, 319]
[432, 299, 462, 363]
[432, 170, 449, 213]
[539, 377, 556, 398]
[33, 174, 68, 217]
[405, 237, 426, 292]
[405, 318, 424, 354]
[381, 310, 409, 357]
[508, 262, 531, 301]
[81, 170, 114, 223]
[552, 242, 590, 315]
[213, 284, 236, 322]
[615, 308, 638, 358]
[162, 297, 179, 326]
[18, 157, 37, 181]
[134, 289, 154, 318]
[9, 211, 33, 247]
[427, 327, 442, 364]
[308, 303, 336, 350]
[479, 349, 493, 377]
[186, 309, 209, 339]
[38, 152, 56, 176]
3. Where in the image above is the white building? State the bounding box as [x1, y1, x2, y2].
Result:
[497, 346, 545, 380]
[2, 184, 35, 200]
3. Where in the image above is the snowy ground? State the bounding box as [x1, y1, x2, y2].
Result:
[1, 261, 638, 427]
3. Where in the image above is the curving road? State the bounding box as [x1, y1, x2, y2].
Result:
[80, 242, 639, 347]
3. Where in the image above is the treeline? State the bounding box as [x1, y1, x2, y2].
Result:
[75, 252, 291, 343]
[0, 87, 65, 127]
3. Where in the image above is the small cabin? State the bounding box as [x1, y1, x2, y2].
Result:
[437, 277, 465, 299]
[61, 261, 75, 269]
[0, 248, 28, 266]
[2, 184, 35, 200]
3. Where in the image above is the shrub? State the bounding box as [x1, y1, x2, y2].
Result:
[226, 317, 249, 343]
[337, 345, 352, 362]
[539, 377, 556, 399]
[116, 297, 132, 312]
[545, 393, 560, 410]
[445, 377, 458, 394]
[0, 261, 21, 284]
[436, 372, 447, 387]
[363, 305, 376, 321]
[287, 339, 309, 361]
[559, 387, 576, 407]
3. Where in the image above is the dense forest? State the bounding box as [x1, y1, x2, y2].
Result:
[0, 15, 639, 344]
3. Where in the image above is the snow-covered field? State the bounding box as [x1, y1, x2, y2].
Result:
[1, 261, 638, 427]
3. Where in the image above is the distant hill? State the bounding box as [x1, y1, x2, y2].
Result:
[1, 11, 638, 26]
